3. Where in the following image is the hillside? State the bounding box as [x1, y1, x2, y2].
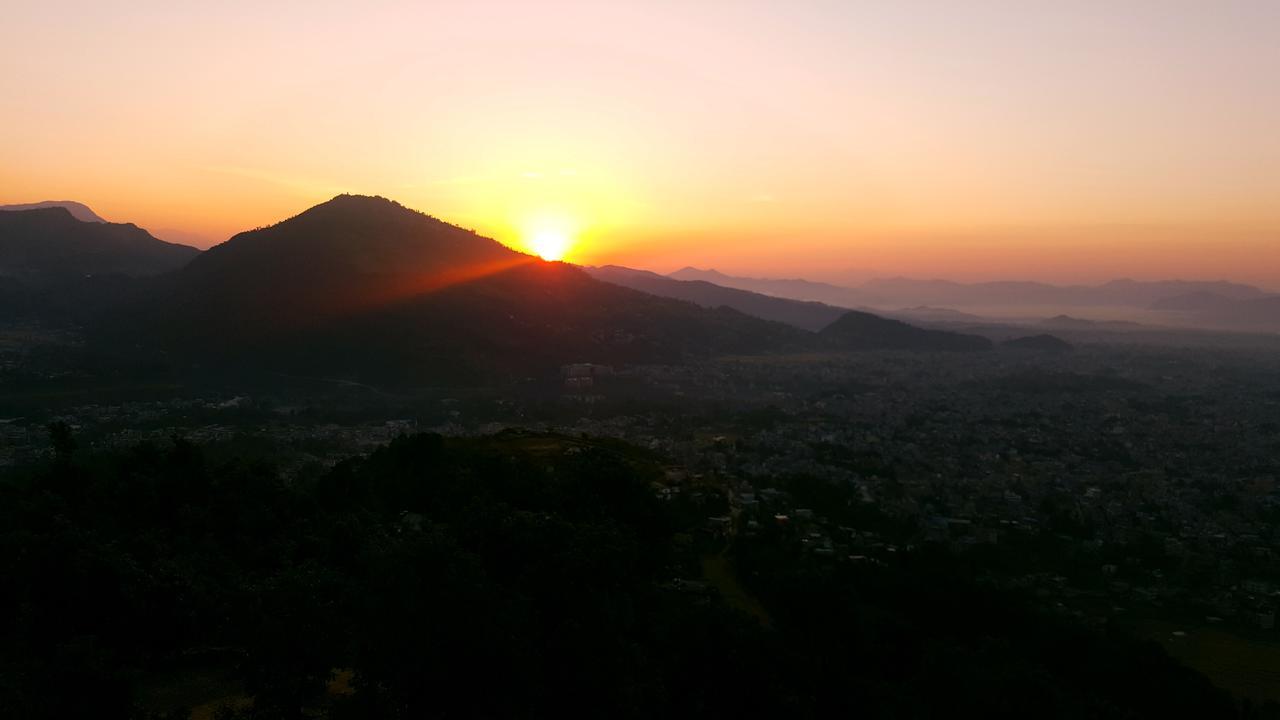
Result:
[2, 433, 1236, 718]
[129, 196, 808, 383]
[668, 267, 878, 308]
[1003, 334, 1074, 352]
[587, 264, 847, 331]
[819, 310, 992, 352]
[1040, 315, 1143, 331]
[0, 207, 199, 283]
[671, 267, 1268, 316]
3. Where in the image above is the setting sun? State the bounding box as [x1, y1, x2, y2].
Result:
[519, 210, 580, 261]
[528, 229, 570, 261]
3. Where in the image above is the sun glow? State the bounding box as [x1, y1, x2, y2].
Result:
[519, 211, 580, 261]
[528, 229, 571, 261]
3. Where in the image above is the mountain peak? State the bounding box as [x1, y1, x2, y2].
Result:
[671, 266, 726, 277]
[170, 195, 536, 336]
[264, 194, 456, 231]
[205, 194, 514, 264]
[310, 193, 410, 213]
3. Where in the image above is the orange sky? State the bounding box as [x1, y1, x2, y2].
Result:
[2, 1, 1278, 287]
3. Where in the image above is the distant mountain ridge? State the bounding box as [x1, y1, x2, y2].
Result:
[673, 267, 1268, 311]
[885, 306, 987, 324]
[861, 276, 1266, 308]
[1040, 315, 1143, 331]
[586, 265, 847, 331]
[0, 206, 199, 283]
[0, 200, 107, 223]
[669, 267, 880, 308]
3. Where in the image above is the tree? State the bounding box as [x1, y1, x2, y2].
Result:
[46, 421, 76, 461]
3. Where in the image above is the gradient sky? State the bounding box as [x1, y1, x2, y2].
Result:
[2, 1, 1278, 286]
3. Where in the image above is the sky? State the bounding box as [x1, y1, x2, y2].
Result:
[2, 1, 1278, 286]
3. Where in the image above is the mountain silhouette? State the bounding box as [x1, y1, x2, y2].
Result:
[819, 310, 992, 352]
[0, 200, 107, 223]
[133, 195, 808, 383]
[669, 266, 879, 308]
[0, 207, 199, 284]
[1039, 315, 1142, 330]
[1003, 334, 1073, 352]
[886, 306, 987, 324]
[674, 267, 1267, 316]
[863, 277, 1266, 308]
[587, 265, 847, 331]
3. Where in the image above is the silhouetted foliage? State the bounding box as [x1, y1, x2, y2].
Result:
[46, 420, 76, 460]
[0, 433, 1238, 718]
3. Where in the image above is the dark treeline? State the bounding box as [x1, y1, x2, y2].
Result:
[0, 431, 1245, 718]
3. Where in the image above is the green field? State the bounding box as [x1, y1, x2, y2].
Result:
[1134, 619, 1280, 704]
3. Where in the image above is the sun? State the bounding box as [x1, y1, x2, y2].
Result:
[517, 210, 581, 261]
[527, 229, 571, 261]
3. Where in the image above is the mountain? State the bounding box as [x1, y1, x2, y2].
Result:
[586, 265, 847, 331]
[819, 311, 992, 352]
[885, 306, 987, 324]
[130, 196, 808, 383]
[0, 200, 107, 223]
[0, 207, 199, 284]
[1039, 315, 1143, 330]
[1148, 291, 1239, 313]
[672, 268, 1268, 315]
[1093, 278, 1264, 305]
[1003, 334, 1073, 352]
[863, 277, 1266, 309]
[121, 197, 997, 382]
[668, 267, 878, 308]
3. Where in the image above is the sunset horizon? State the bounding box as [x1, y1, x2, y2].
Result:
[5, 4, 1280, 717]
[4, 191, 1277, 289]
[4, 1, 1278, 286]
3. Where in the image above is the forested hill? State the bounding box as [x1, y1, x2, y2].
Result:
[0, 431, 1234, 718]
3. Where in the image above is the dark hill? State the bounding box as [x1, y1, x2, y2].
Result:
[819, 310, 992, 352]
[586, 264, 847, 331]
[1003, 334, 1073, 352]
[131, 195, 807, 383]
[0, 207, 199, 284]
[170, 194, 522, 328]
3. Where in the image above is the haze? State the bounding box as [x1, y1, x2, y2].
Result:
[2, 0, 1278, 285]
